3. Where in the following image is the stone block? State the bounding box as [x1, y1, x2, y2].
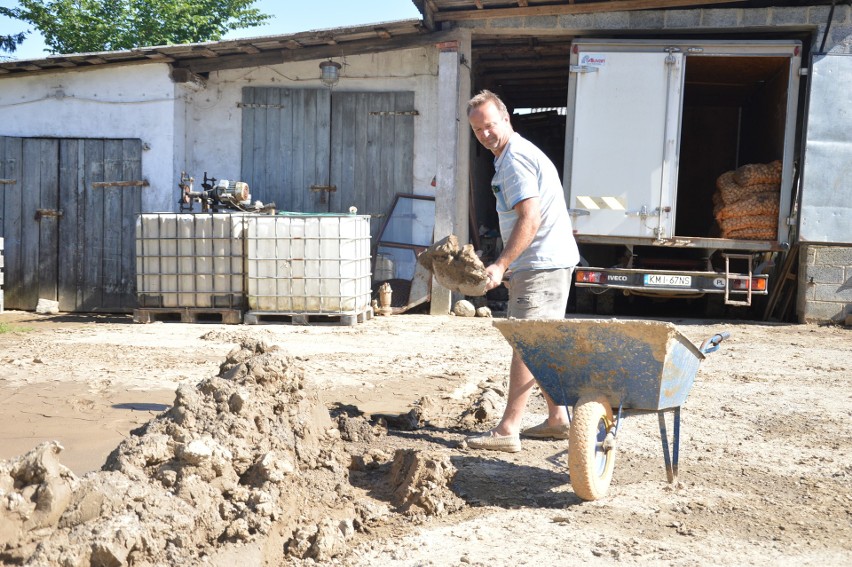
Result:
[813, 245, 852, 266]
[558, 13, 595, 30]
[491, 16, 524, 29]
[701, 9, 741, 28]
[813, 283, 852, 302]
[594, 11, 630, 29]
[773, 7, 809, 26]
[799, 299, 847, 323]
[742, 8, 771, 27]
[525, 15, 558, 29]
[665, 10, 701, 28]
[802, 265, 845, 285]
[808, 6, 832, 24]
[630, 10, 664, 29]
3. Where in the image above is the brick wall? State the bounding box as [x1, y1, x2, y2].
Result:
[797, 244, 852, 323]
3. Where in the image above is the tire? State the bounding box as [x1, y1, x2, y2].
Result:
[568, 395, 616, 501]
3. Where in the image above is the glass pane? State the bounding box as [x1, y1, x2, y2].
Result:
[375, 246, 417, 281]
[380, 197, 435, 247]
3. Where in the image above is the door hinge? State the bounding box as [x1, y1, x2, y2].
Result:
[91, 180, 149, 188]
[236, 102, 287, 109]
[369, 110, 419, 116]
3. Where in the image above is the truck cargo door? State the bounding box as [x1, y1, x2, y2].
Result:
[799, 53, 852, 244]
[565, 49, 684, 239]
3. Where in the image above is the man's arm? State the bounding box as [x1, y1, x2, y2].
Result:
[485, 196, 541, 291]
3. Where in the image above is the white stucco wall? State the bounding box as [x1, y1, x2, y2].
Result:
[0, 46, 442, 215]
[0, 64, 178, 212]
[181, 46, 440, 200]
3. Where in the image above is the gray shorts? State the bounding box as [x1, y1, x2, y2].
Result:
[507, 267, 573, 320]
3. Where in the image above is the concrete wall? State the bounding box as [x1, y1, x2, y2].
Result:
[181, 46, 440, 200]
[797, 244, 852, 324]
[0, 64, 178, 212]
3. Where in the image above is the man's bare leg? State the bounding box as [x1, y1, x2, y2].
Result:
[491, 351, 569, 437]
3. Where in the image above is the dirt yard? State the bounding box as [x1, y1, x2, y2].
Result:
[1, 309, 850, 566]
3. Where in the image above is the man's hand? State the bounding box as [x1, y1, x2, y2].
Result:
[485, 264, 505, 291]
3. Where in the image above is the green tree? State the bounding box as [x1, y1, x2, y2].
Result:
[6, 0, 270, 55]
[0, 7, 27, 55]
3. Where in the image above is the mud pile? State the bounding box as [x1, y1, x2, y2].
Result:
[417, 235, 489, 296]
[0, 340, 469, 566]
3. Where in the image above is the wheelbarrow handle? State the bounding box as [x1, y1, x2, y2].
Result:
[699, 332, 730, 355]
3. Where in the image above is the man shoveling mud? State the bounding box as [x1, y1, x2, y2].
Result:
[463, 90, 580, 452]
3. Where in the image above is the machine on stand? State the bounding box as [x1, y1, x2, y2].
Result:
[178, 171, 275, 214]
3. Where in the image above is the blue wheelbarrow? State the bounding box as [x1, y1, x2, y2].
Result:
[493, 318, 729, 501]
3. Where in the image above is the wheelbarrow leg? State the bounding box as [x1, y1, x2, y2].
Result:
[658, 407, 680, 483]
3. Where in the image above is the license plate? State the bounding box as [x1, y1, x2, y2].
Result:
[644, 274, 692, 287]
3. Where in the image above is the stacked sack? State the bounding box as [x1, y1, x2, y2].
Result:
[713, 160, 782, 240]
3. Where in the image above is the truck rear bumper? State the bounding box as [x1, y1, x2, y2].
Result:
[575, 267, 768, 296]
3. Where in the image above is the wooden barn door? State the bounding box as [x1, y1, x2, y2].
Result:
[330, 91, 415, 239]
[240, 88, 414, 240]
[0, 137, 143, 312]
[240, 87, 331, 213]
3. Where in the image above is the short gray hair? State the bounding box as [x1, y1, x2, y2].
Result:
[467, 90, 509, 118]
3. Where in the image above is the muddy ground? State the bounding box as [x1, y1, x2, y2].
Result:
[0, 309, 850, 565]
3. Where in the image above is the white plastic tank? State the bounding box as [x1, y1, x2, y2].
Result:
[373, 252, 395, 281]
[135, 213, 246, 308]
[246, 214, 371, 313]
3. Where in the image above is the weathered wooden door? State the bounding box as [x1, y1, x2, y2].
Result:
[329, 91, 415, 239]
[241, 87, 331, 213]
[0, 137, 143, 312]
[240, 87, 414, 239]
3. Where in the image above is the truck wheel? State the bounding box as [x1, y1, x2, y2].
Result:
[569, 395, 616, 501]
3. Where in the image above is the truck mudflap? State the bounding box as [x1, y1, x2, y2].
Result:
[575, 267, 768, 297]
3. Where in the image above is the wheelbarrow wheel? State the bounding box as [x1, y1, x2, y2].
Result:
[569, 395, 616, 501]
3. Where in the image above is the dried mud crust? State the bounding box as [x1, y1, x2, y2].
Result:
[1, 312, 851, 565]
[417, 234, 488, 296]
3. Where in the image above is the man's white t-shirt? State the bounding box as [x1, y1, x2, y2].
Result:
[491, 132, 580, 272]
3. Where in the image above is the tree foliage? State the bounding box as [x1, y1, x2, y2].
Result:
[5, 0, 271, 55]
[0, 7, 27, 54]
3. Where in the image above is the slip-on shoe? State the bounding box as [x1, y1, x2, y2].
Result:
[466, 430, 521, 453]
[521, 420, 571, 440]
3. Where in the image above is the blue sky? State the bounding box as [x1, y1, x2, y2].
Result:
[0, 0, 422, 60]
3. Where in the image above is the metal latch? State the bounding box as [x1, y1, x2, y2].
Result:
[35, 209, 64, 221]
[569, 65, 600, 74]
[625, 205, 671, 218]
[310, 184, 337, 204]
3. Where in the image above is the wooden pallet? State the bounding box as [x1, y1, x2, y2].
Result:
[243, 307, 373, 326]
[133, 307, 242, 325]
